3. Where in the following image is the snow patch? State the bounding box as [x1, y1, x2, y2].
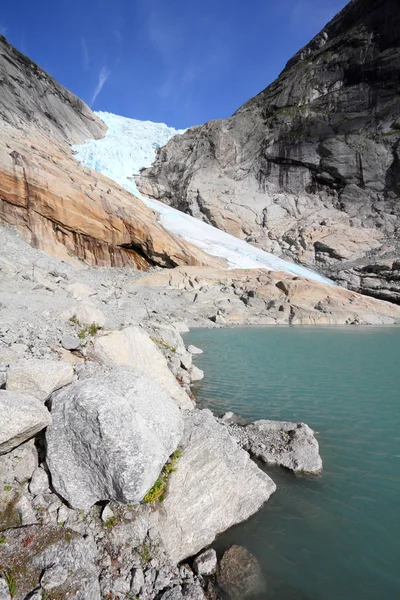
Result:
[73, 111, 331, 284]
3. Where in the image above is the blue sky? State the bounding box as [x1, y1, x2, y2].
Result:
[1, 0, 348, 128]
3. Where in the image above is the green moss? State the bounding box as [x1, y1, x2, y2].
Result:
[0, 494, 21, 530]
[0, 535, 6, 544]
[77, 329, 87, 340]
[143, 448, 183, 504]
[150, 336, 172, 351]
[3, 486, 12, 492]
[103, 516, 118, 529]
[139, 543, 151, 563]
[2, 570, 16, 597]
[69, 315, 80, 325]
[88, 323, 100, 336]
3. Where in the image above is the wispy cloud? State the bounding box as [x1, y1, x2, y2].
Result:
[0, 24, 7, 37]
[113, 29, 123, 66]
[81, 37, 90, 70]
[91, 66, 111, 106]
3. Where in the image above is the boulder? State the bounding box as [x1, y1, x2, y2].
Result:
[246, 420, 323, 475]
[66, 282, 96, 301]
[61, 334, 81, 351]
[217, 545, 266, 600]
[88, 326, 193, 409]
[29, 467, 50, 496]
[151, 409, 276, 563]
[189, 365, 204, 382]
[0, 391, 52, 454]
[46, 368, 183, 509]
[6, 359, 74, 402]
[62, 303, 106, 328]
[193, 549, 217, 576]
[187, 345, 203, 355]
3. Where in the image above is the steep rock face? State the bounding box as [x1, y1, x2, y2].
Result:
[0, 36, 106, 146]
[137, 0, 400, 302]
[0, 35, 223, 270]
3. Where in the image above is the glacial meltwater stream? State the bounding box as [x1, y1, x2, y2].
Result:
[185, 327, 400, 600]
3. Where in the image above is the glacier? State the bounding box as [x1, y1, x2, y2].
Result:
[73, 111, 331, 284]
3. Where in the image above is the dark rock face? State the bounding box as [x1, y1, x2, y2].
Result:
[137, 0, 400, 303]
[0, 34, 106, 144]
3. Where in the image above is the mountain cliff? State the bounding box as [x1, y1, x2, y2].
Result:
[137, 0, 400, 303]
[0, 35, 223, 270]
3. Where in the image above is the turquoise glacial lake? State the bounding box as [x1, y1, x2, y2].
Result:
[185, 327, 400, 600]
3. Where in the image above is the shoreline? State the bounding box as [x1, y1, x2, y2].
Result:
[0, 223, 398, 599]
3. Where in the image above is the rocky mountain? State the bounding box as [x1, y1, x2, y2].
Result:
[137, 0, 400, 304]
[0, 35, 223, 270]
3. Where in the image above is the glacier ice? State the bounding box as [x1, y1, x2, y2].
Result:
[73, 111, 331, 285]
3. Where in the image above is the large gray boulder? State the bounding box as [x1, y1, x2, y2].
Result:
[88, 326, 193, 409]
[6, 359, 74, 402]
[151, 409, 276, 563]
[245, 420, 323, 475]
[0, 391, 52, 454]
[46, 368, 183, 509]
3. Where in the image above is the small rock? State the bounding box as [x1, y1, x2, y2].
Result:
[180, 352, 192, 371]
[0, 391, 52, 455]
[6, 359, 74, 402]
[16, 495, 37, 525]
[101, 504, 114, 523]
[61, 334, 81, 351]
[57, 504, 74, 525]
[131, 568, 145, 596]
[193, 548, 217, 576]
[0, 577, 11, 600]
[62, 303, 106, 328]
[160, 587, 184, 600]
[187, 345, 203, 355]
[66, 282, 96, 301]
[182, 582, 206, 599]
[41, 565, 68, 590]
[14, 445, 38, 483]
[189, 365, 204, 382]
[29, 467, 49, 496]
[220, 412, 247, 426]
[173, 322, 190, 333]
[217, 545, 266, 600]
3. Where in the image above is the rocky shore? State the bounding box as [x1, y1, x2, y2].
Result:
[0, 224, 326, 600]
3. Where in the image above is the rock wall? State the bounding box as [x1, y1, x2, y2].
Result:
[137, 0, 400, 302]
[0, 36, 223, 270]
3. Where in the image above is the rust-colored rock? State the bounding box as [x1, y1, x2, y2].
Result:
[0, 35, 225, 270]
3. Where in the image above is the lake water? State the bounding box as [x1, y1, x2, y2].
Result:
[185, 327, 400, 600]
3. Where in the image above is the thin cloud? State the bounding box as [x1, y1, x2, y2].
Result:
[81, 37, 90, 70]
[91, 67, 111, 106]
[148, 10, 182, 58]
[0, 25, 7, 37]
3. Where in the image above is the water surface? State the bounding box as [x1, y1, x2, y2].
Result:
[185, 326, 400, 600]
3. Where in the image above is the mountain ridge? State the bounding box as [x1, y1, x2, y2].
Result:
[137, 0, 400, 304]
